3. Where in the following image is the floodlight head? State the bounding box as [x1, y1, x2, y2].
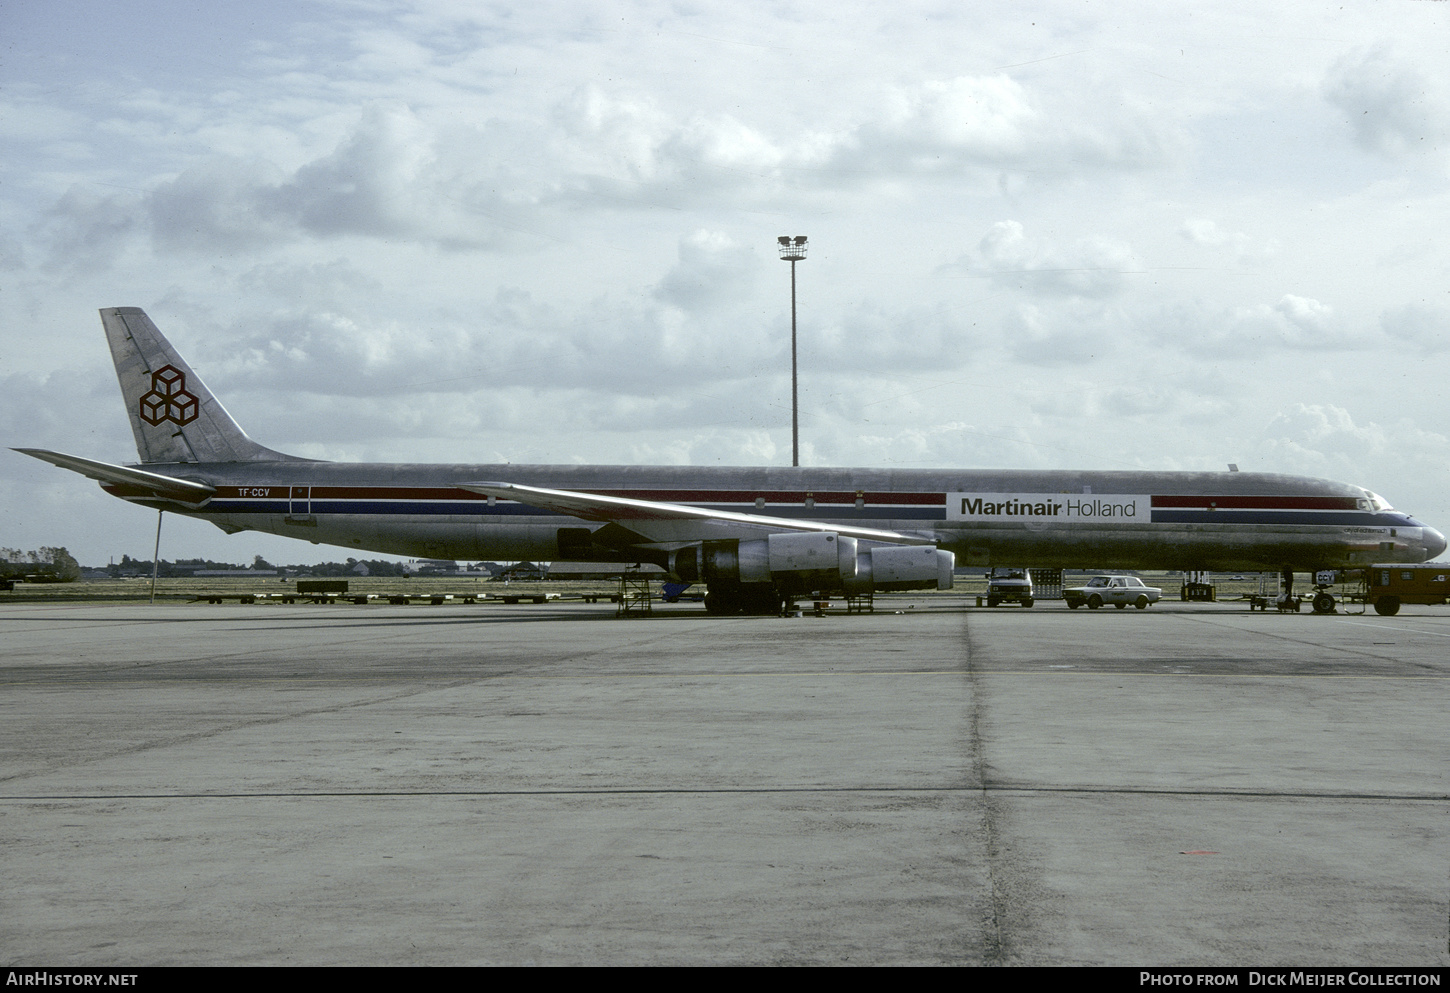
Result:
[777, 234, 808, 261]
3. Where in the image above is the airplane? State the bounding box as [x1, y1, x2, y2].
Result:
[15, 307, 1447, 615]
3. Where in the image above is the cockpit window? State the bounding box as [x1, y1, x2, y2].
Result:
[1362, 490, 1392, 512]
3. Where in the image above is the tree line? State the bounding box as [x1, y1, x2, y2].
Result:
[103, 555, 414, 578]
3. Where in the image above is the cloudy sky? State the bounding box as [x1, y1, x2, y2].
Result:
[4, 0, 1449, 566]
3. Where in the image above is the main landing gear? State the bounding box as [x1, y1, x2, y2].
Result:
[703, 584, 785, 616]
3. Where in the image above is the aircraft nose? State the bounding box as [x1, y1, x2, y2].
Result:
[1424, 526, 1447, 561]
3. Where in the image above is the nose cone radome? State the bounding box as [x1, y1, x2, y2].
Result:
[1424, 526, 1448, 561]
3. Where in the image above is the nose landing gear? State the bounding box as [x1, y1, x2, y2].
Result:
[1285, 567, 1338, 614]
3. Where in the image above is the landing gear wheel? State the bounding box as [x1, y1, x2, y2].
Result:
[1373, 597, 1400, 616]
[1088, 594, 1103, 610]
[1312, 592, 1336, 614]
[704, 592, 738, 615]
[743, 587, 785, 615]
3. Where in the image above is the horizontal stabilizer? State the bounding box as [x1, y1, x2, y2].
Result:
[460, 480, 937, 545]
[14, 449, 215, 504]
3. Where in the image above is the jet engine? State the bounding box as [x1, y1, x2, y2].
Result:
[845, 543, 956, 593]
[670, 532, 953, 612]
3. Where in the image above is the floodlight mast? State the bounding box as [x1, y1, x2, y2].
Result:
[777, 235, 807, 467]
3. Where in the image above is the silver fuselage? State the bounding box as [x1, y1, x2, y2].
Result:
[107, 463, 1446, 572]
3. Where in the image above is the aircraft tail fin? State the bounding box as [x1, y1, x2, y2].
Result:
[101, 307, 302, 464]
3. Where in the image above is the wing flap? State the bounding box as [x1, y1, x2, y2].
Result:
[460, 481, 937, 545]
[14, 449, 215, 504]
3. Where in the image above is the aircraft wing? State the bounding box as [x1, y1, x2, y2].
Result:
[459, 481, 938, 546]
[14, 449, 216, 504]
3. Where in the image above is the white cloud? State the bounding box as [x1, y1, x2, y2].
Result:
[833, 73, 1181, 181]
[149, 102, 507, 251]
[653, 229, 759, 311]
[1147, 295, 1365, 357]
[973, 220, 1136, 299]
[37, 185, 146, 273]
[148, 158, 289, 253]
[807, 300, 979, 374]
[1380, 302, 1450, 353]
[674, 114, 785, 174]
[1261, 294, 1344, 348]
[553, 86, 678, 185]
[1001, 302, 1119, 367]
[1323, 44, 1450, 160]
[879, 75, 1038, 159]
[1253, 404, 1450, 512]
[1178, 218, 1279, 266]
[0, 370, 125, 456]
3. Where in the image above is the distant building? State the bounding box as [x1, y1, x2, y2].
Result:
[499, 561, 549, 581]
[193, 570, 278, 577]
[546, 562, 667, 581]
[405, 558, 459, 575]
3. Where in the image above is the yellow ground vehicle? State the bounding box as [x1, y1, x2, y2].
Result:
[1359, 565, 1450, 615]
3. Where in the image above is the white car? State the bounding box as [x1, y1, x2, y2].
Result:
[1064, 575, 1162, 610]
